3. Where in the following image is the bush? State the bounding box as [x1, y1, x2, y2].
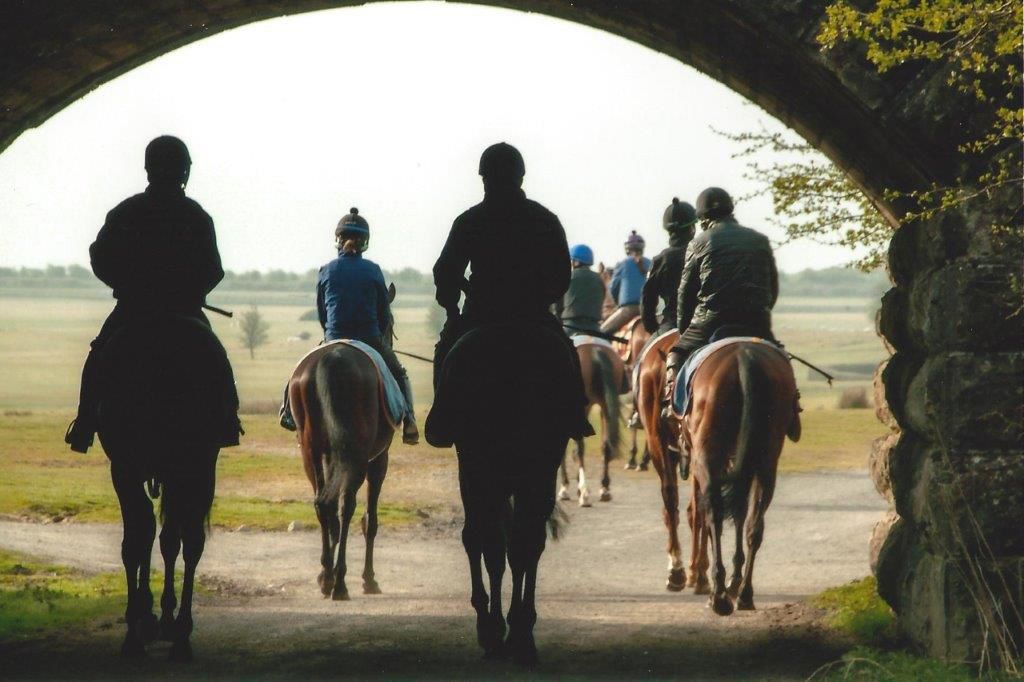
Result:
[299, 309, 318, 322]
[297, 330, 311, 341]
[837, 387, 869, 409]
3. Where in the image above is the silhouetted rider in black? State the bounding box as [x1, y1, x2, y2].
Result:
[641, 197, 697, 335]
[65, 135, 240, 453]
[431, 142, 591, 439]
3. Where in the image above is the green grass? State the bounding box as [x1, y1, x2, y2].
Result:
[0, 412, 417, 530]
[812, 577, 896, 645]
[809, 578, 1016, 681]
[0, 548, 205, 642]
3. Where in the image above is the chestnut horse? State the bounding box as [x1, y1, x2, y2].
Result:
[558, 341, 624, 506]
[97, 316, 236, 661]
[287, 285, 399, 600]
[633, 329, 706, 592]
[615, 317, 652, 470]
[681, 341, 800, 615]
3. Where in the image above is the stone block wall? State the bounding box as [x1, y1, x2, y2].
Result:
[872, 193, 1023, 661]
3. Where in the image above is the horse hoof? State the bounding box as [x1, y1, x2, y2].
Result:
[558, 486, 571, 501]
[119, 636, 145, 658]
[666, 568, 686, 592]
[711, 594, 734, 616]
[599, 488, 612, 502]
[737, 598, 755, 611]
[363, 580, 382, 595]
[332, 587, 351, 601]
[168, 639, 193, 662]
[726, 583, 740, 600]
[624, 461, 637, 471]
[159, 617, 176, 642]
[137, 613, 159, 644]
[318, 572, 334, 597]
[685, 575, 697, 588]
[579, 494, 592, 508]
[694, 581, 712, 596]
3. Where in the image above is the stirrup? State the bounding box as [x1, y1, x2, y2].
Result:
[64, 418, 94, 454]
[280, 411, 297, 432]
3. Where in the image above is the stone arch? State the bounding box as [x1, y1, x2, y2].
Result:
[1, 0, 1019, 661]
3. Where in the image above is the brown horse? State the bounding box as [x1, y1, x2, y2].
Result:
[680, 341, 800, 615]
[558, 341, 625, 506]
[615, 317, 652, 470]
[633, 329, 704, 592]
[287, 285, 399, 600]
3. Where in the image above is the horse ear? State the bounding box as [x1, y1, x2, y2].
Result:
[387, 282, 396, 303]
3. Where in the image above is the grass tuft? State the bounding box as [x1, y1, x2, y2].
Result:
[811, 576, 896, 645]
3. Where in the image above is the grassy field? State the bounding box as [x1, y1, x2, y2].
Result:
[0, 291, 887, 529]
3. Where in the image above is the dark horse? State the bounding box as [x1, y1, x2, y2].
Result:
[97, 315, 235, 661]
[679, 341, 800, 615]
[287, 285, 398, 600]
[427, 323, 577, 665]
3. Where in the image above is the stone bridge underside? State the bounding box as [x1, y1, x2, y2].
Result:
[1, 0, 1020, 661]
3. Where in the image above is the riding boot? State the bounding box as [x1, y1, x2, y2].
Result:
[65, 353, 100, 453]
[660, 350, 685, 423]
[399, 375, 419, 445]
[279, 383, 296, 431]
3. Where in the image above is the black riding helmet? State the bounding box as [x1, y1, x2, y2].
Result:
[335, 207, 370, 253]
[695, 187, 734, 221]
[663, 197, 697, 234]
[479, 142, 526, 180]
[145, 135, 191, 186]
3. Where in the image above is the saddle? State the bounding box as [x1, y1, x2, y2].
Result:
[291, 340, 409, 431]
[671, 336, 787, 417]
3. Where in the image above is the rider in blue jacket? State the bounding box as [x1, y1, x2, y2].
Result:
[601, 231, 651, 334]
[281, 208, 419, 444]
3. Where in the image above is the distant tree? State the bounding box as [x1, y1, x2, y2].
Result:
[66, 264, 91, 279]
[239, 306, 270, 359]
[45, 264, 66, 278]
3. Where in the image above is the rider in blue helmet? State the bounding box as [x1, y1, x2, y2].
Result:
[555, 244, 606, 336]
[601, 231, 651, 335]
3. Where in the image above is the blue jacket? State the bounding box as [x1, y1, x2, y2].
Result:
[317, 252, 389, 342]
[610, 257, 651, 306]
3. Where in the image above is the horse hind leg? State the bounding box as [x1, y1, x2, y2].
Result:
[738, 476, 772, 611]
[167, 452, 216, 662]
[558, 448, 571, 501]
[331, 463, 366, 601]
[575, 438, 591, 507]
[480, 501, 509, 659]
[704, 469, 734, 617]
[599, 410, 612, 502]
[111, 462, 157, 657]
[361, 453, 388, 595]
[505, 454, 560, 667]
[158, 514, 181, 641]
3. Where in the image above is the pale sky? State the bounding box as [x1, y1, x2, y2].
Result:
[0, 2, 859, 274]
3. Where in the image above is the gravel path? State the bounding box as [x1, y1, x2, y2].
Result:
[0, 469, 886, 680]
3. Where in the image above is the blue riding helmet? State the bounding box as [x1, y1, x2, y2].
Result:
[569, 244, 594, 266]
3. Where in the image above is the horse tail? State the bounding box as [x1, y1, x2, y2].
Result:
[314, 356, 347, 506]
[591, 346, 621, 458]
[717, 346, 769, 521]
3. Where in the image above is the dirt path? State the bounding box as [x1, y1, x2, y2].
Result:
[1, 469, 885, 680]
